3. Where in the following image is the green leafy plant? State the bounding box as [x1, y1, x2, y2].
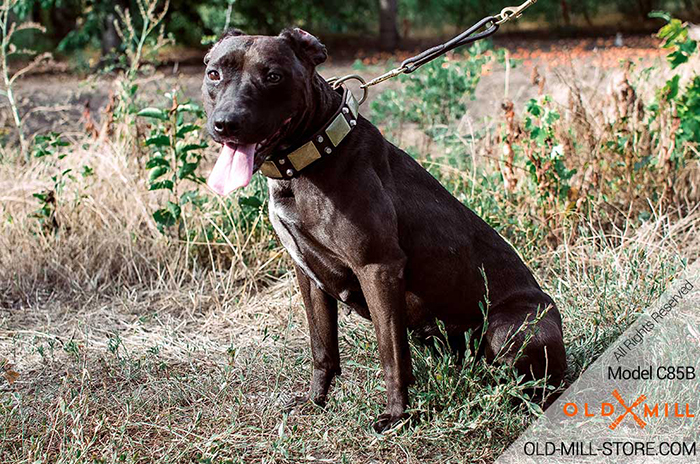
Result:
[644, 13, 700, 202]
[494, 95, 578, 240]
[30, 132, 72, 233]
[491, 14, 700, 246]
[55, 0, 115, 53]
[372, 43, 493, 134]
[653, 13, 700, 162]
[138, 92, 208, 235]
[652, 11, 698, 70]
[675, 77, 700, 156]
[521, 96, 576, 208]
[32, 131, 69, 159]
[115, 0, 171, 80]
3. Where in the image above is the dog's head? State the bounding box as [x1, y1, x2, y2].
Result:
[202, 28, 327, 195]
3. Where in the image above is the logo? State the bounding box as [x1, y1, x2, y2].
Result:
[609, 390, 646, 430]
[563, 390, 694, 430]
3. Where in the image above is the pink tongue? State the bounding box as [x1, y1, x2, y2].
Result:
[207, 143, 256, 196]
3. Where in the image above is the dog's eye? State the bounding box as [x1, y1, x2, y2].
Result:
[207, 70, 221, 81]
[267, 72, 282, 84]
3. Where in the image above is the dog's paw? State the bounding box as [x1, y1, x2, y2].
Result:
[283, 394, 309, 413]
[372, 412, 409, 433]
[283, 393, 326, 413]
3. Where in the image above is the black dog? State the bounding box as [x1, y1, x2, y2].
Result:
[203, 28, 566, 432]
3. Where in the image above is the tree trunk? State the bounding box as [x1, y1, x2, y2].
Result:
[49, 4, 79, 42]
[682, 0, 698, 17]
[102, 12, 120, 56]
[560, 0, 571, 26]
[582, 5, 594, 28]
[101, 0, 128, 57]
[637, 0, 655, 21]
[378, 0, 399, 50]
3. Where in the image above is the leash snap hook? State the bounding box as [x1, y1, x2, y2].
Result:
[496, 0, 537, 25]
[328, 74, 369, 106]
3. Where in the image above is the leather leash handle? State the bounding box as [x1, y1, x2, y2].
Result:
[400, 16, 500, 74]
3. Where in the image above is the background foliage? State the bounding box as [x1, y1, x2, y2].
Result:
[4, 0, 700, 52]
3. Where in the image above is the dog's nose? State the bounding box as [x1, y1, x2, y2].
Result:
[212, 113, 240, 138]
[213, 119, 226, 134]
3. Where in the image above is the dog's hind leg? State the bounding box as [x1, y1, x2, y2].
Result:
[484, 304, 567, 391]
[287, 264, 340, 409]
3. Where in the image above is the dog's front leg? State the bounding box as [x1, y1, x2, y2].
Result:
[357, 260, 414, 433]
[290, 264, 340, 409]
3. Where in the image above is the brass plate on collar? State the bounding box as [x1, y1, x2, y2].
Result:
[260, 161, 283, 178]
[346, 92, 359, 118]
[288, 142, 321, 171]
[326, 113, 351, 147]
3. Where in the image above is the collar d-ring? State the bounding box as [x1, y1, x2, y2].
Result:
[327, 74, 368, 105]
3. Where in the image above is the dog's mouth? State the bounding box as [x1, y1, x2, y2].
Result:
[207, 118, 292, 196]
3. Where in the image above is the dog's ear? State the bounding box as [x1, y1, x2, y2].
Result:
[280, 28, 327, 67]
[205, 28, 247, 64]
[220, 28, 247, 41]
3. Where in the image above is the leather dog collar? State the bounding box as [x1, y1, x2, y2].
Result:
[260, 87, 360, 180]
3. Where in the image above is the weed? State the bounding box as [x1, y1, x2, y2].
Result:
[0, 0, 51, 158]
[108, 0, 171, 140]
[138, 91, 207, 236]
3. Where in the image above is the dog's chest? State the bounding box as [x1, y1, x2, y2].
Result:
[268, 185, 358, 300]
[268, 194, 316, 283]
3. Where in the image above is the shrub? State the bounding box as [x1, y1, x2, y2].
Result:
[138, 92, 208, 236]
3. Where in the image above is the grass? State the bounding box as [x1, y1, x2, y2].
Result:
[1, 206, 694, 463]
[1, 28, 700, 463]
